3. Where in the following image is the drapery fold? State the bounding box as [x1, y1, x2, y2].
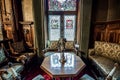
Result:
[32, 0, 45, 57]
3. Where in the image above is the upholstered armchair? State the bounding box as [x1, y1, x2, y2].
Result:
[0, 43, 24, 80]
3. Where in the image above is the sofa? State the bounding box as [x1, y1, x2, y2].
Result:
[88, 41, 120, 79]
[43, 40, 75, 57]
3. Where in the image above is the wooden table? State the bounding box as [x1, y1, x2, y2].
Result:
[40, 52, 86, 80]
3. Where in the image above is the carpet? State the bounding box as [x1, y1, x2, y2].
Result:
[24, 65, 95, 80]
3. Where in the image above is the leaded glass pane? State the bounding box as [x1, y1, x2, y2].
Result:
[64, 15, 76, 41]
[49, 15, 60, 41]
[48, 0, 76, 11]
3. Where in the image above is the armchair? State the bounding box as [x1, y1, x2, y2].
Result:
[0, 43, 24, 80]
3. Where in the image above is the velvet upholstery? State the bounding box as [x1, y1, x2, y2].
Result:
[88, 41, 120, 79]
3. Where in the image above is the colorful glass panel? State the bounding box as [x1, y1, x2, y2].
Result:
[49, 15, 60, 41]
[64, 15, 76, 41]
[48, 0, 76, 11]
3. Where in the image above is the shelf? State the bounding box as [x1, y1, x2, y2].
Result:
[94, 19, 120, 25]
[3, 21, 12, 25]
[19, 21, 34, 25]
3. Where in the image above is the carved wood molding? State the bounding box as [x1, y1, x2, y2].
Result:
[19, 21, 34, 25]
[94, 19, 120, 25]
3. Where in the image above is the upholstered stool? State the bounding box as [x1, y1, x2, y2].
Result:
[32, 74, 45, 80]
[79, 74, 95, 80]
[1, 64, 23, 80]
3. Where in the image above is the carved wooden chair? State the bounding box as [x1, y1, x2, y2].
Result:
[0, 43, 24, 80]
[7, 40, 37, 69]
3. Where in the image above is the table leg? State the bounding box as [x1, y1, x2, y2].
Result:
[70, 77, 73, 80]
[53, 78, 56, 80]
[60, 77, 65, 80]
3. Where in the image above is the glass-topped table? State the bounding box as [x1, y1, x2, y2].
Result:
[40, 52, 86, 80]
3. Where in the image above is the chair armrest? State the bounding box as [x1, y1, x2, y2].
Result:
[74, 48, 82, 57]
[105, 63, 118, 80]
[16, 55, 27, 64]
[88, 49, 95, 56]
[0, 69, 7, 75]
[42, 47, 50, 53]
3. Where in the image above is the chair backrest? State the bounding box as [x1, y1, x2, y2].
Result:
[8, 41, 26, 55]
[46, 41, 75, 51]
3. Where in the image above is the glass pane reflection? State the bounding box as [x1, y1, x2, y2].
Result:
[50, 53, 74, 67]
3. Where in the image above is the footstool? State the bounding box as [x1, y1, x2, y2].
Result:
[32, 74, 45, 80]
[79, 74, 95, 80]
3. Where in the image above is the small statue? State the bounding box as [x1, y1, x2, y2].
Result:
[58, 38, 67, 64]
[57, 38, 66, 52]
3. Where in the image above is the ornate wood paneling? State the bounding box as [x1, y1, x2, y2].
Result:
[19, 21, 34, 47]
[94, 20, 120, 43]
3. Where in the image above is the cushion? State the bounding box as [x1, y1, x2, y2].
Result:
[1, 63, 23, 80]
[65, 41, 74, 50]
[0, 47, 6, 64]
[102, 42, 120, 64]
[94, 41, 105, 55]
[11, 41, 25, 53]
[89, 55, 115, 75]
[49, 41, 58, 50]
[89, 55, 120, 78]
[80, 74, 95, 80]
[32, 74, 45, 80]
[95, 41, 120, 64]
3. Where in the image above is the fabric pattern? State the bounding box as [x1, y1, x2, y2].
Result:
[94, 41, 120, 63]
[89, 41, 120, 79]
[65, 41, 74, 50]
[11, 41, 25, 53]
[0, 48, 6, 64]
[49, 41, 58, 50]
[94, 41, 105, 55]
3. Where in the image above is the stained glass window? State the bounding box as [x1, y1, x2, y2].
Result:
[48, 0, 76, 11]
[49, 15, 60, 41]
[47, 0, 78, 41]
[64, 15, 76, 41]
